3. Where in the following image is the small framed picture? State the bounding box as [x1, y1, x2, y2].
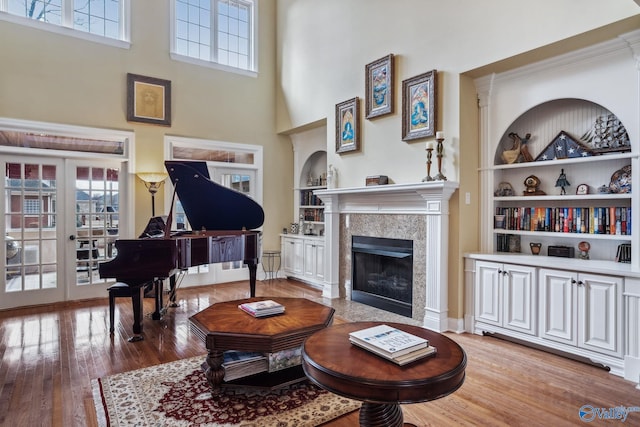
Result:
[126, 73, 172, 126]
[402, 70, 437, 141]
[335, 97, 360, 154]
[576, 183, 589, 195]
[365, 54, 394, 119]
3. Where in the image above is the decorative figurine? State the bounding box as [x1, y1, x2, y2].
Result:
[555, 169, 570, 195]
[529, 242, 542, 255]
[578, 241, 590, 260]
[502, 132, 532, 164]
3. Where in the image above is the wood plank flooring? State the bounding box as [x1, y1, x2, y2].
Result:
[0, 278, 638, 426]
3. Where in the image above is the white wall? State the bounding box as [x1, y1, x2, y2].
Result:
[276, 0, 639, 188]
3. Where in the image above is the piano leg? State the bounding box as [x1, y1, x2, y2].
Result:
[248, 261, 257, 297]
[169, 274, 179, 307]
[152, 279, 164, 320]
[129, 285, 145, 342]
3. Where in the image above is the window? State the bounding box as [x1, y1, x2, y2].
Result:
[172, 0, 256, 74]
[2, 0, 129, 44]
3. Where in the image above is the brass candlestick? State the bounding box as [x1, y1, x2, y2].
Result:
[434, 136, 447, 181]
[422, 148, 434, 182]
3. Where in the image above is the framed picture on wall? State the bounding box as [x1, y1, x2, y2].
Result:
[335, 97, 360, 154]
[401, 70, 437, 141]
[126, 73, 172, 126]
[365, 54, 394, 119]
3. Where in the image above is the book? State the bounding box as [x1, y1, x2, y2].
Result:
[349, 338, 437, 366]
[238, 300, 285, 317]
[348, 324, 428, 358]
[221, 350, 268, 381]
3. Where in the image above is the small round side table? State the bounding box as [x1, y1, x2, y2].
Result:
[262, 250, 281, 281]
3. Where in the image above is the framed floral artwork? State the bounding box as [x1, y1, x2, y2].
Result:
[126, 73, 172, 126]
[365, 54, 394, 119]
[335, 97, 360, 154]
[401, 70, 437, 141]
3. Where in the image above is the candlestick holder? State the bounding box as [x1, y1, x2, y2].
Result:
[434, 136, 447, 181]
[422, 148, 434, 182]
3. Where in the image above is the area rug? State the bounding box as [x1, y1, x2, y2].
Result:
[92, 355, 360, 427]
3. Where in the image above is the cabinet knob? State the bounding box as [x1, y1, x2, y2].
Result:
[571, 278, 577, 284]
[577, 280, 584, 286]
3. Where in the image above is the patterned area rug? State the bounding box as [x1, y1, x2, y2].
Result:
[92, 356, 360, 426]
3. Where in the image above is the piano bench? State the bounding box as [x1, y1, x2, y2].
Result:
[107, 282, 135, 333]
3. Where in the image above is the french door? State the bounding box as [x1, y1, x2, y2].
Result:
[2, 156, 124, 309]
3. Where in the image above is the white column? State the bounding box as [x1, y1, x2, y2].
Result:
[624, 278, 640, 387]
[318, 193, 340, 298]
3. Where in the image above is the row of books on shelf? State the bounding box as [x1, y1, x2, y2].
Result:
[238, 300, 285, 317]
[348, 324, 437, 366]
[302, 209, 324, 222]
[221, 347, 302, 381]
[495, 206, 631, 235]
[300, 190, 324, 207]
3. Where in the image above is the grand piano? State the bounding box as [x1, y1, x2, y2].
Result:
[99, 160, 264, 341]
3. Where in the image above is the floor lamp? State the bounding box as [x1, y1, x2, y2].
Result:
[136, 172, 168, 217]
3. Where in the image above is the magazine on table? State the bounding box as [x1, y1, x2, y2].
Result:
[238, 300, 285, 317]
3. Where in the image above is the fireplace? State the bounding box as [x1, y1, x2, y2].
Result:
[351, 235, 413, 317]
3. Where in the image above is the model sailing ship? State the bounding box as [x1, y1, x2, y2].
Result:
[580, 114, 631, 153]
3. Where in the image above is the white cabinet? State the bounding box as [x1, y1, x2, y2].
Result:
[475, 261, 537, 335]
[539, 268, 622, 357]
[303, 239, 324, 282]
[281, 235, 324, 287]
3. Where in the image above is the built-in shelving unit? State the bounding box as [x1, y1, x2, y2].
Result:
[466, 30, 640, 384]
[488, 99, 634, 262]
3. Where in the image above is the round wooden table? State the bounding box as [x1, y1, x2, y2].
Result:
[302, 322, 466, 427]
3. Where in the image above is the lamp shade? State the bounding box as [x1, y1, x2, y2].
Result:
[136, 172, 168, 184]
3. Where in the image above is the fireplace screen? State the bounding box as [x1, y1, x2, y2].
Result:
[351, 236, 413, 317]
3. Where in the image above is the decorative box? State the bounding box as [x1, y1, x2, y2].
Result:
[365, 175, 388, 186]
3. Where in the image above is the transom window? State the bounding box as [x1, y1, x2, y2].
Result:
[171, 0, 256, 74]
[2, 0, 129, 44]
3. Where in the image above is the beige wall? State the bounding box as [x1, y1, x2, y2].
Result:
[276, 0, 640, 321]
[0, 0, 292, 251]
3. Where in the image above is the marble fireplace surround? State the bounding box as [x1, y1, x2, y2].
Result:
[315, 181, 458, 332]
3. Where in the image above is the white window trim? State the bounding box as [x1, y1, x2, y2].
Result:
[164, 134, 263, 205]
[0, 0, 131, 49]
[169, 0, 258, 76]
[0, 117, 134, 162]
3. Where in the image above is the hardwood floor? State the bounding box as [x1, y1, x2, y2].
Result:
[0, 278, 638, 426]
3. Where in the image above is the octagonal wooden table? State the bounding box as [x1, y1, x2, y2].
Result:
[189, 297, 335, 390]
[302, 321, 466, 427]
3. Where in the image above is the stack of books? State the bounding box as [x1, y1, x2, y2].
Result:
[238, 300, 285, 317]
[349, 324, 437, 366]
[221, 351, 268, 381]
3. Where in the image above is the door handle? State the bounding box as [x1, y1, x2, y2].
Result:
[69, 235, 76, 241]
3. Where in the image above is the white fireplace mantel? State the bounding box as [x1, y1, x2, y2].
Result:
[315, 181, 459, 332]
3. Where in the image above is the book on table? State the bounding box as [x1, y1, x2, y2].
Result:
[349, 324, 436, 365]
[238, 299, 285, 317]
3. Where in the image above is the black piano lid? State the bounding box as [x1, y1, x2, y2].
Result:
[164, 160, 265, 231]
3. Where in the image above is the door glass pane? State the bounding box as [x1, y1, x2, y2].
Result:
[219, 172, 251, 270]
[75, 166, 119, 285]
[4, 162, 57, 292]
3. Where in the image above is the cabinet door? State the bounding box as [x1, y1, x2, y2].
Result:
[579, 273, 621, 356]
[303, 241, 316, 278]
[539, 268, 577, 346]
[503, 264, 536, 335]
[314, 242, 325, 281]
[474, 261, 502, 326]
[282, 238, 303, 275]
